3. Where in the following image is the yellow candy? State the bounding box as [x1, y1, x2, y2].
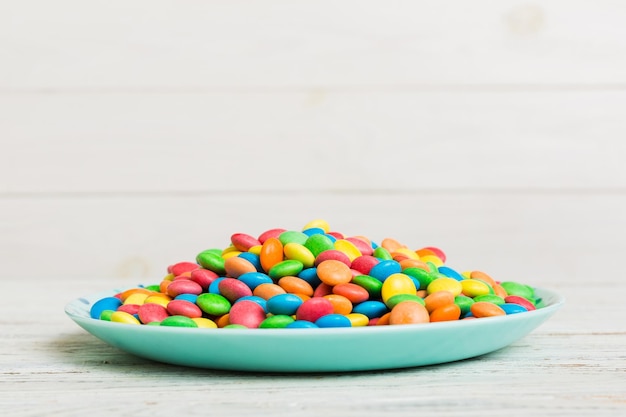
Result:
[192, 318, 218, 328]
[345, 313, 369, 327]
[283, 243, 315, 268]
[334, 239, 362, 262]
[143, 295, 171, 308]
[111, 311, 141, 325]
[248, 245, 262, 255]
[420, 255, 444, 267]
[393, 247, 420, 260]
[123, 292, 149, 306]
[222, 250, 242, 260]
[381, 273, 417, 304]
[427, 277, 463, 296]
[221, 245, 239, 255]
[460, 279, 491, 297]
[303, 219, 330, 233]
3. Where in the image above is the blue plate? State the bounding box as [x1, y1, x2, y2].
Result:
[65, 287, 564, 372]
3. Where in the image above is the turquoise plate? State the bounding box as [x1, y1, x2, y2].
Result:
[65, 287, 564, 372]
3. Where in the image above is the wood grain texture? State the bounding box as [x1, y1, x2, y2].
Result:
[1, 278, 624, 416]
[1, 193, 624, 282]
[2, 91, 626, 193]
[1, 1, 626, 90]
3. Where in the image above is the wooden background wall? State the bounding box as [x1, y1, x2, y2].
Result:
[1, 1, 625, 297]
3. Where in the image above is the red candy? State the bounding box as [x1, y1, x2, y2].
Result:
[138, 303, 169, 324]
[257, 228, 287, 244]
[296, 298, 334, 322]
[314, 250, 351, 267]
[231, 233, 261, 252]
[332, 283, 370, 304]
[167, 299, 203, 318]
[168, 261, 199, 276]
[351, 255, 379, 275]
[229, 300, 266, 328]
[166, 279, 203, 297]
[218, 278, 253, 302]
[190, 269, 219, 289]
[118, 304, 140, 315]
[505, 295, 536, 311]
[346, 237, 374, 256]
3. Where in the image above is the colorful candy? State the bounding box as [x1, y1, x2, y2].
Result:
[90, 220, 546, 329]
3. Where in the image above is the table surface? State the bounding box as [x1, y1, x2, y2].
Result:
[2, 277, 624, 416]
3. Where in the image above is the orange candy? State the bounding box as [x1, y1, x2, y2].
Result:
[316, 260, 352, 286]
[424, 290, 455, 313]
[471, 302, 506, 318]
[381, 237, 406, 253]
[389, 301, 430, 325]
[332, 283, 370, 304]
[470, 270, 496, 287]
[216, 313, 231, 328]
[376, 312, 392, 326]
[493, 283, 508, 298]
[117, 287, 153, 302]
[278, 276, 314, 296]
[323, 294, 353, 315]
[224, 256, 257, 278]
[430, 304, 461, 322]
[399, 258, 430, 271]
[259, 238, 283, 272]
[253, 283, 286, 300]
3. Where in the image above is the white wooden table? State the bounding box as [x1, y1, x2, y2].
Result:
[2, 276, 624, 416]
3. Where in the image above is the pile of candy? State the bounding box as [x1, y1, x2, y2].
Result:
[90, 220, 540, 329]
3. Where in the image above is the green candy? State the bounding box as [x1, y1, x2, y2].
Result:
[143, 284, 161, 292]
[385, 294, 425, 309]
[304, 234, 335, 257]
[259, 315, 295, 328]
[402, 267, 435, 290]
[268, 260, 304, 279]
[473, 294, 505, 305]
[373, 246, 392, 260]
[99, 310, 115, 321]
[223, 324, 248, 329]
[425, 262, 439, 273]
[196, 250, 226, 275]
[196, 293, 231, 316]
[351, 275, 383, 299]
[278, 230, 309, 246]
[454, 295, 475, 316]
[500, 281, 535, 301]
[160, 315, 198, 328]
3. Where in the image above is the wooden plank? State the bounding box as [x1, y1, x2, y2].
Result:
[1, 193, 624, 285]
[1, 1, 626, 90]
[2, 91, 626, 193]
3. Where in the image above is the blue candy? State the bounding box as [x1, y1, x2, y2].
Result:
[500, 303, 529, 315]
[315, 314, 352, 328]
[437, 266, 464, 281]
[352, 300, 388, 319]
[266, 293, 304, 316]
[238, 272, 272, 290]
[286, 320, 319, 329]
[369, 260, 402, 282]
[90, 296, 122, 319]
